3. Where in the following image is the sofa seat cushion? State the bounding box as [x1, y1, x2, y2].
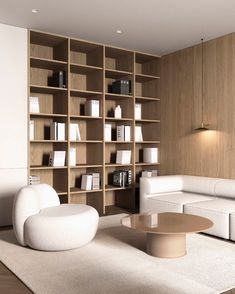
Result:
[184, 199, 235, 239]
[141, 192, 214, 214]
[230, 212, 235, 241]
[24, 204, 99, 251]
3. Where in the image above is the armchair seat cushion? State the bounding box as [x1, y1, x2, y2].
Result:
[24, 204, 99, 251]
[142, 192, 213, 213]
[184, 199, 235, 239]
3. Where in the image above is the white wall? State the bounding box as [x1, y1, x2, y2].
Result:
[0, 23, 28, 226]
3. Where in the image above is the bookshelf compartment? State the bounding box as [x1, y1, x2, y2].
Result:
[70, 67, 102, 92]
[70, 94, 103, 117]
[105, 75, 133, 95]
[30, 31, 68, 62]
[105, 98, 133, 119]
[105, 166, 133, 190]
[70, 119, 102, 141]
[30, 117, 67, 141]
[70, 143, 103, 165]
[105, 190, 133, 213]
[138, 100, 160, 121]
[104, 121, 133, 142]
[30, 91, 68, 115]
[135, 165, 160, 184]
[135, 53, 160, 77]
[136, 122, 160, 142]
[105, 47, 133, 72]
[30, 142, 67, 167]
[29, 169, 68, 195]
[135, 79, 160, 99]
[105, 143, 133, 164]
[70, 39, 103, 68]
[70, 191, 103, 214]
[135, 143, 159, 164]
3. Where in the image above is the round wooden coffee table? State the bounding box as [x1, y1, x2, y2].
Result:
[121, 212, 213, 258]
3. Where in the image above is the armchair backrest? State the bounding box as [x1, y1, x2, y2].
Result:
[13, 184, 60, 246]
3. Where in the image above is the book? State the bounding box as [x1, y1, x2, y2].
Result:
[111, 80, 127, 95]
[85, 100, 100, 117]
[116, 150, 131, 164]
[91, 173, 100, 190]
[141, 170, 159, 177]
[57, 123, 65, 141]
[135, 103, 142, 119]
[124, 126, 131, 141]
[135, 126, 143, 141]
[113, 170, 132, 187]
[117, 125, 125, 141]
[29, 120, 35, 140]
[81, 174, 92, 190]
[70, 123, 81, 141]
[69, 148, 76, 166]
[105, 123, 112, 141]
[48, 71, 66, 88]
[50, 122, 57, 140]
[49, 151, 66, 167]
[29, 97, 40, 113]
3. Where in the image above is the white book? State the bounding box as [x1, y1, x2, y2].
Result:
[124, 126, 131, 142]
[117, 125, 125, 141]
[50, 122, 57, 140]
[70, 123, 81, 141]
[49, 151, 66, 167]
[141, 171, 153, 178]
[116, 150, 131, 164]
[85, 100, 100, 117]
[29, 120, 35, 140]
[69, 148, 76, 166]
[91, 173, 100, 190]
[105, 124, 112, 141]
[135, 103, 142, 120]
[29, 96, 40, 113]
[57, 123, 65, 141]
[135, 126, 143, 142]
[81, 174, 92, 190]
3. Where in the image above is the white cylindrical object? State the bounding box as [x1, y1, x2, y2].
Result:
[143, 148, 158, 163]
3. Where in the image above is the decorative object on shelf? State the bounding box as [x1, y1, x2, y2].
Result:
[48, 70, 66, 88]
[81, 174, 92, 190]
[116, 150, 132, 164]
[143, 148, 158, 163]
[69, 148, 76, 166]
[29, 96, 40, 113]
[135, 103, 142, 119]
[105, 123, 112, 141]
[70, 123, 81, 141]
[29, 120, 35, 140]
[113, 170, 132, 187]
[29, 175, 40, 185]
[114, 105, 122, 118]
[135, 126, 143, 141]
[85, 100, 100, 117]
[141, 170, 159, 177]
[110, 80, 131, 95]
[49, 151, 66, 167]
[194, 38, 209, 131]
[50, 122, 65, 141]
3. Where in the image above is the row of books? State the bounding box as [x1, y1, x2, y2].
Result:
[104, 125, 143, 141]
[49, 149, 76, 167]
[81, 173, 100, 190]
[113, 170, 132, 187]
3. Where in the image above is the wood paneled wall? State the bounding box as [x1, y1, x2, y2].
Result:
[161, 33, 235, 178]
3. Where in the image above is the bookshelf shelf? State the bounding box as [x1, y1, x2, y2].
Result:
[29, 29, 161, 215]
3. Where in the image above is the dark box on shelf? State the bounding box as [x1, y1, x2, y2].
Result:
[48, 70, 66, 88]
[110, 80, 131, 95]
[113, 170, 132, 187]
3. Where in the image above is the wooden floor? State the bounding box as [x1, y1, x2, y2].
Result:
[0, 226, 234, 294]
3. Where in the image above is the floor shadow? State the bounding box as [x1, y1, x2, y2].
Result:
[0, 230, 19, 246]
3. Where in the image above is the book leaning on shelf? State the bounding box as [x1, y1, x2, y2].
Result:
[70, 123, 81, 141]
[29, 96, 40, 113]
[49, 151, 66, 167]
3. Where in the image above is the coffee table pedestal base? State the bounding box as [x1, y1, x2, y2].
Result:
[146, 233, 186, 258]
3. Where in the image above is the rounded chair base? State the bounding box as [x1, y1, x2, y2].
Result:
[24, 204, 99, 251]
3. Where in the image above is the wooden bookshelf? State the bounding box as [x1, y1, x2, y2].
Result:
[29, 30, 161, 215]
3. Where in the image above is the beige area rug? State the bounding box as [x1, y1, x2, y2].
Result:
[0, 214, 235, 294]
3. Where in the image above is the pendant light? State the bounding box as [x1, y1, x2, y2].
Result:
[194, 38, 209, 131]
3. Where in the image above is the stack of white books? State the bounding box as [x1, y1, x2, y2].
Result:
[85, 100, 100, 117]
[50, 122, 65, 141]
[116, 150, 132, 164]
[29, 120, 35, 140]
[70, 123, 81, 141]
[135, 126, 143, 141]
[135, 103, 142, 119]
[105, 123, 112, 141]
[29, 175, 40, 185]
[141, 170, 159, 177]
[69, 148, 76, 166]
[117, 125, 131, 142]
[29, 96, 40, 113]
[81, 173, 100, 190]
[49, 151, 66, 167]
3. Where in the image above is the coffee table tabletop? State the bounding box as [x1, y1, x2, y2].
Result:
[121, 212, 213, 258]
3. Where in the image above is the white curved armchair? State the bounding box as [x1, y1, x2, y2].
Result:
[13, 184, 99, 251]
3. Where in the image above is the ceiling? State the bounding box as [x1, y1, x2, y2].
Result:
[0, 0, 235, 55]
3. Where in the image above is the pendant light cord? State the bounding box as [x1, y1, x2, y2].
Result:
[201, 38, 204, 123]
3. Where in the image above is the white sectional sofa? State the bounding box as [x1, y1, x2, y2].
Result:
[140, 175, 235, 240]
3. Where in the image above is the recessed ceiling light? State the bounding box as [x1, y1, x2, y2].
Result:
[32, 9, 38, 13]
[116, 30, 122, 34]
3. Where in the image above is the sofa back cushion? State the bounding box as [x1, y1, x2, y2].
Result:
[182, 175, 220, 196]
[214, 179, 235, 199]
